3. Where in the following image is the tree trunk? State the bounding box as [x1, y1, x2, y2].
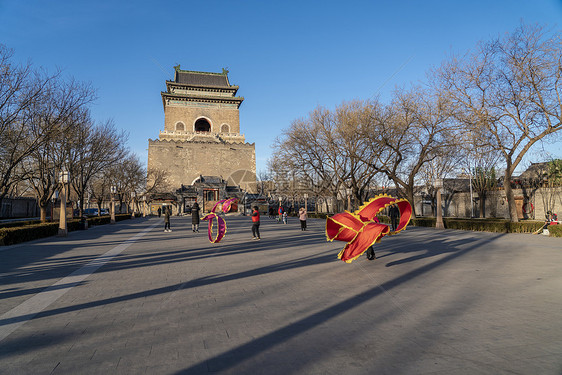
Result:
[504, 169, 519, 222]
[479, 194, 486, 218]
[40, 205, 48, 222]
[405, 187, 417, 217]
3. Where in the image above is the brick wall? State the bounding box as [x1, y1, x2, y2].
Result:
[148, 139, 256, 193]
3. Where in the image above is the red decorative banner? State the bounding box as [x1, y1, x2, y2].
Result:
[326, 194, 412, 263]
[202, 198, 238, 243]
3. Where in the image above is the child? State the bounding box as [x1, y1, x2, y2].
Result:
[282, 211, 288, 224]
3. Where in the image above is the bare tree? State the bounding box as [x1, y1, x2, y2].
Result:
[65, 113, 128, 217]
[108, 154, 145, 213]
[271, 107, 341, 205]
[146, 168, 171, 194]
[144, 168, 171, 212]
[20, 77, 96, 221]
[88, 172, 111, 215]
[432, 23, 562, 221]
[536, 159, 562, 218]
[362, 87, 458, 216]
[333, 100, 381, 207]
[0, 45, 60, 208]
[272, 102, 379, 212]
[418, 150, 463, 216]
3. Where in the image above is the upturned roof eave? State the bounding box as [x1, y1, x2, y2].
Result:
[161, 91, 244, 103]
[166, 80, 239, 91]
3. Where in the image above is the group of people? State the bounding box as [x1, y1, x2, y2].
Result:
[159, 202, 310, 240]
[251, 205, 308, 240]
[161, 202, 201, 233]
[535, 210, 559, 235]
[273, 206, 308, 229]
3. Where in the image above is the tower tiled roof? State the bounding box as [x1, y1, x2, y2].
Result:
[173, 65, 232, 88]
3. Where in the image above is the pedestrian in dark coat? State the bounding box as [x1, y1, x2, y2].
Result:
[192, 202, 200, 232]
[389, 205, 399, 231]
[164, 206, 171, 232]
[366, 246, 376, 260]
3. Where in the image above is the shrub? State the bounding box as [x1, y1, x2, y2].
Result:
[405, 217, 544, 234]
[0, 213, 133, 246]
[88, 216, 111, 226]
[0, 223, 59, 246]
[547, 224, 562, 237]
[115, 214, 132, 222]
[410, 217, 436, 227]
[308, 213, 330, 219]
[0, 220, 42, 229]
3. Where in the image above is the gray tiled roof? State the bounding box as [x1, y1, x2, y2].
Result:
[176, 71, 230, 87]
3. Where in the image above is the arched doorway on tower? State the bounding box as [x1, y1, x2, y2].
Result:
[194, 118, 211, 132]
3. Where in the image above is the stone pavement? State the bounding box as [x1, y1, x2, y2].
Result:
[0, 215, 561, 375]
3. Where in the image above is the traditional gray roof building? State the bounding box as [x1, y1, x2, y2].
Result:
[148, 66, 256, 213]
[174, 67, 233, 87]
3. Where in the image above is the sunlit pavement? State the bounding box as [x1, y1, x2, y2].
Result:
[1, 215, 561, 374]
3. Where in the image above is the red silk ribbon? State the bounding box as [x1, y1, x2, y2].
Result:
[202, 198, 238, 243]
[326, 194, 412, 263]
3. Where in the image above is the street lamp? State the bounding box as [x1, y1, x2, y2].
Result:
[346, 188, 352, 212]
[435, 178, 444, 229]
[131, 191, 136, 218]
[110, 185, 117, 224]
[304, 193, 308, 211]
[58, 171, 69, 237]
[142, 194, 147, 217]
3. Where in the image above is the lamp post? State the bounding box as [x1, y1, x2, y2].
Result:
[435, 178, 444, 229]
[304, 193, 308, 211]
[58, 171, 69, 237]
[142, 195, 147, 217]
[131, 191, 136, 218]
[346, 188, 352, 212]
[110, 185, 117, 224]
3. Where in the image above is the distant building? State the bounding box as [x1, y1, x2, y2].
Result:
[147, 66, 256, 213]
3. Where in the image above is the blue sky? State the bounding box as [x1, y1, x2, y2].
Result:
[1, 0, 561, 173]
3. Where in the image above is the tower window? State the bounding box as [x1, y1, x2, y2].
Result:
[221, 124, 230, 133]
[175, 122, 185, 131]
[195, 118, 211, 132]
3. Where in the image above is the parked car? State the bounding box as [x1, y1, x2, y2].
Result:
[83, 208, 99, 217]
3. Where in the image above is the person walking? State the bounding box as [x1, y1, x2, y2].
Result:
[157, 207, 162, 217]
[251, 206, 261, 240]
[299, 207, 307, 231]
[278, 206, 283, 223]
[164, 206, 172, 232]
[366, 246, 376, 260]
[282, 210, 288, 224]
[191, 202, 200, 232]
[389, 204, 399, 231]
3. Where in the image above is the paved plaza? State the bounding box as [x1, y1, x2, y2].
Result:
[0, 215, 561, 374]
